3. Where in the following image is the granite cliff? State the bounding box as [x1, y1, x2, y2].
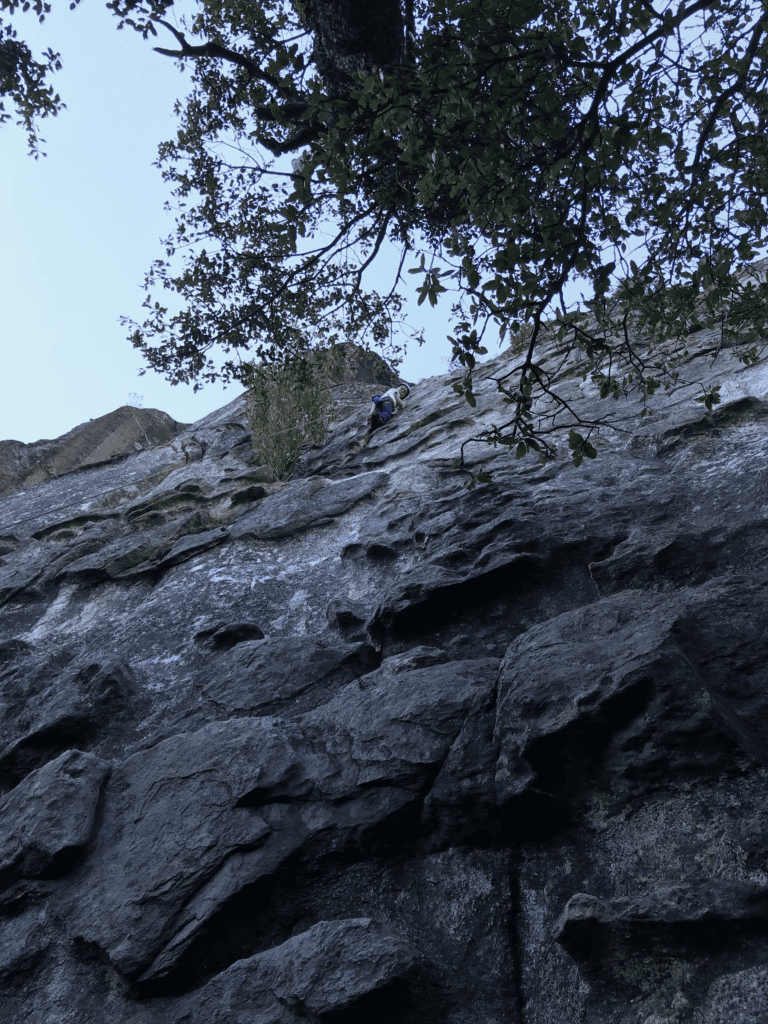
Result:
[1, 330, 768, 1023]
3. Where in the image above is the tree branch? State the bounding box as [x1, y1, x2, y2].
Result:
[689, 14, 766, 178]
[579, 0, 718, 145]
[153, 19, 282, 91]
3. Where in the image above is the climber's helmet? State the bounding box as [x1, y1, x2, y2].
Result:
[398, 384, 410, 400]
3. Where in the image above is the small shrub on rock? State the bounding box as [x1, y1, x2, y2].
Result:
[244, 354, 331, 480]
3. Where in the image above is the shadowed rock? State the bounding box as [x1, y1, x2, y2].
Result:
[171, 918, 420, 1024]
[2, 338, 768, 1022]
[0, 750, 110, 888]
[556, 881, 768, 954]
[0, 658, 136, 785]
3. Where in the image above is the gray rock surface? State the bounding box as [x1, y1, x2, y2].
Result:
[0, 405, 188, 499]
[2, 336, 768, 1022]
[0, 750, 110, 887]
[172, 917, 420, 1024]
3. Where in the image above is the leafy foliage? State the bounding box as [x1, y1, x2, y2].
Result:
[244, 351, 331, 479]
[0, 0, 64, 155]
[8, 0, 768, 468]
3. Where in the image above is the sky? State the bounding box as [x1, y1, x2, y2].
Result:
[1, 2, 463, 445]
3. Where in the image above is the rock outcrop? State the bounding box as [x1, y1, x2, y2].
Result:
[1, 330, 768, 1023]
[0, 405, 188, 500]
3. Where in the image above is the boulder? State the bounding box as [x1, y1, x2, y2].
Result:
[0, 750, 110, 887]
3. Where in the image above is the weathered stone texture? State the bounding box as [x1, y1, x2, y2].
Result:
[2, 336, 768, 1022]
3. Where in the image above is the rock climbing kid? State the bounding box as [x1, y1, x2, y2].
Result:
[369, 384, 410, 432]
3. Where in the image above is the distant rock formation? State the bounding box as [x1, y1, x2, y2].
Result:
[1, 333, 768, 1022]
[0, 405, 188, 500]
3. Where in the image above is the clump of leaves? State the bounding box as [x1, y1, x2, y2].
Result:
[695, 384, 723, 413]
[244, 353, 331, 480]
[0, 3, 64, 157]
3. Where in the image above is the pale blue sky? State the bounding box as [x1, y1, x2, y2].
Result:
[1, 2, 463, 444]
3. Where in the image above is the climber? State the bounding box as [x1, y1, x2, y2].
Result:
[369, 384, 410, 432]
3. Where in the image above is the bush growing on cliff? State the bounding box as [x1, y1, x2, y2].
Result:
[7, 0, 768, 472]
[244, 354, 331, 480]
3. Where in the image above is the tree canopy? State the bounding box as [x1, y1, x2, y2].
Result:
[5, 0, 768, 470]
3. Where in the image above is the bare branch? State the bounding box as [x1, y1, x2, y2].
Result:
[153, 19, 283, 91]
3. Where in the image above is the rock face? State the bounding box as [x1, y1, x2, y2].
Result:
[0, 405, 188, 500]
[1, 332, 768, 1023]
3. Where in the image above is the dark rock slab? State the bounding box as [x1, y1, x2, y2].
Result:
[675, 572, 768, 766]
[0, 658, 136, 785]
[560, 879, 768, 930]
[493, 590, 694, 810]
[170, 918, 420, 1024]
[123, 483, 211, 523]
[81, 651, 497, 986]
[66, 718, 285, 975]
[200, 422, 251, 461]
[300, 650, 499, 799]
[194, 619, 265, 651]
[0, 544, 59, 605]
[0, 637, 30, 667]
[228, 483, 268, 505]
[589, 520, 768, 595]
[230, 471, 387, 540]
[202, 634, 379, 714]
[157, 526, 229, 569]
[137, 790, 411, 988]
[0, 903, 51, 981]
[364, 482, 624, 657]
[0, 750, 110, 888]
[0, 533, 20, 557]
[421, 710, 501, 848]
[555, 880, 768, 955]
[218, 464, 275, 487]
[326, 596, 373, 642]
[57, 514, 228, 582]
[57, 533, 173, 582]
